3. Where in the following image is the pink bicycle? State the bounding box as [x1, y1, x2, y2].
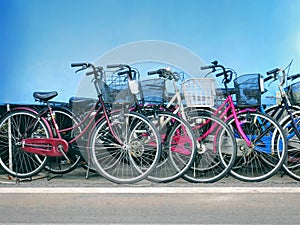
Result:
[199, 61, 288, 182]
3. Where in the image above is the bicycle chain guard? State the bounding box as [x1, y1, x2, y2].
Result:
[20, 138, 69, 157]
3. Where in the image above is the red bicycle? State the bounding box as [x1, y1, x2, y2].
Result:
[0, 63, 162, 184]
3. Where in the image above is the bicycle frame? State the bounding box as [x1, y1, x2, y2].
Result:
[212, 95, 255, 147]
[150, 74, 254, 148]
[19, 70, 124, 157]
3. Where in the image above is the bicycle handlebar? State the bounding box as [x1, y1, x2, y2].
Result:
[107, 64, 133, 80]
[201, 61, 231, 84]
[200, 65, 214, 70]
[71, 62, 98, 74]
[71, 62, 90, 68]
[147, 68, 180, 81]
[263, 75, 274, 82]
[287, 73, 300, 81]
[147, 70, 158, 75]
[264, 67, 286, 86]
[147, 69, 166, 76]
[117, 70, 129, 75]
[107, 64, 127, 69]
[266, 68, 280, 75]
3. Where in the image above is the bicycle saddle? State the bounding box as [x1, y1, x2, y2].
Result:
[33, 91, 58, 102]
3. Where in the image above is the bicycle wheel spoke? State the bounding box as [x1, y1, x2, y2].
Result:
[90, 112, 161, 184]
[0, 110, 49, 178]
[182, 111, 237, 183]
[229, 111, 287, 182]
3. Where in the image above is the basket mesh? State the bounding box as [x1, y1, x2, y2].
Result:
[139, 78, 166, 104]
[285, 81, 300, 105]
[181, 78, 215, 107]
[101, 73, 135, 104]
[234, 74, 262, 107]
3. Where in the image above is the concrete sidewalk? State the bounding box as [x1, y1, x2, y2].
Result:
[1, 166, 299, 188]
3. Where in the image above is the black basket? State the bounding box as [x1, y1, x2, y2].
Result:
[234, 74, 262, 108]
[285, 81, 300, 105]
[139, 78, 166, 104]
[101, 73, 135, 104]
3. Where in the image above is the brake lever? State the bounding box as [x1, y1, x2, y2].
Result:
[204, 70, 215, 78]
[75, 65, 87, 73]
[268, 78, 277, 87]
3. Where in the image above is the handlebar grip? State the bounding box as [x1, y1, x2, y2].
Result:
[266, 68, 280, 75]
[287, 73, 300, 81]
[200, 65, 213, 70]
[264, 75, 273, 82]
[148, 69, 165, 75]
[147, 71, 157, 75]
[71, 63, 88, 67]
[118, 71, 129, 76]
[107, 64, 125, 69]
[215, 72, 224, 77]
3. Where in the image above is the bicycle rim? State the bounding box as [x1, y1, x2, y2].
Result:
[146, 112, 197, 183]
[0, 110, 49, 178]
[182, 111, 237, 183]
[228, 111, 287, 182]
[89, 111, 161, 184]
[280, 111, 300, 181]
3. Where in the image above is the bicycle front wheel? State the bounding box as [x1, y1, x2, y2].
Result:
[146, 111, 197, 183]
[265, 104, 300, 121]
[0, 109, 49, 178]
[89, 111, 162, 184]
[182, 110, 237, 183]
[227, 111, 287, 182]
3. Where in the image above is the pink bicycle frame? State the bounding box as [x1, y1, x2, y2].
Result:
[194, 94, 254, 148]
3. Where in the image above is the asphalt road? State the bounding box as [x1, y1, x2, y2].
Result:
[1, 192, 300, 224]
[1, 167, 300, 224]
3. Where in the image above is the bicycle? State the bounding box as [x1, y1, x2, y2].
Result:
[261, 68, 300, 181]
[116, 65, 237, 183]
[200, 61, 288, 182]
[106, 65, 197, 183]
[0, 63, 162, 184]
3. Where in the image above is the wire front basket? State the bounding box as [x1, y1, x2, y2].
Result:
[101, 72, 135, 104]
[285, 81, 300, 105]
[139, 78, 166, 104]
[234, 74, 263, 108]
[181, 78, 216, 107]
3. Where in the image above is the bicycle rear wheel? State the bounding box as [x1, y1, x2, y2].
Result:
[146, 111, 197, 183]
[280, 111, 300, 181]
[89, 111, 162, 184]
[0, 109, 49, 178]
[182, 110, 237, 183]
[227, 111, 287, 182]
[44, 107, 83, 174]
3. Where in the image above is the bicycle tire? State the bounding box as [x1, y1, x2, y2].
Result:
[146, 111, 197, 183]
[44, 107, 83, 175]
[182, 110, 237, 183]
[265, 104, 300, 122]
[279, 111, 300, 181]
[226, 111, 287, 182]
[0, 109, 49, 178]
[89, 111, 162, 184]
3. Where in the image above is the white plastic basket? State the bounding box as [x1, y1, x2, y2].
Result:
[181, 78, 216, 107]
